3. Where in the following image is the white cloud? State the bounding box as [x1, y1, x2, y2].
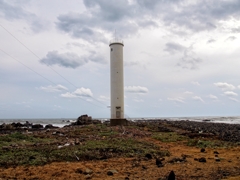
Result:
[60, 92, 77, 98]
[61, 88, 93, 98]
[214, 82, 235, 91]
[40, 85, 68, 92]
[125, 86, 148, 94]
[184, 91, 193, 95]
[133, 98, 144, 102]
[229, 97, 239, 102]
[74, 88, 93, 97]
[192, 96, 204, 103]
[191, 81, 200, 86]
[208, 94, 218, 100]
[224, 91, 238, 97]
[168, 97, 185, 103]
[98, 95, 110, 102]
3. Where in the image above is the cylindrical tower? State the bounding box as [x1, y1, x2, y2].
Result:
[109, 39, 127, 126]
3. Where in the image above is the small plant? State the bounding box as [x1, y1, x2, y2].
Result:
[152, 132, 186, 142]
[187, 139, 218, 148]
[187, 139, 232, 148]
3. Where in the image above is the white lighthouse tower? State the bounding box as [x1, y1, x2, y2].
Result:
[109, 38, 127, 126]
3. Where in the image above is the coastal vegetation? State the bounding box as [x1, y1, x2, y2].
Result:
[0, 120, 240, 179]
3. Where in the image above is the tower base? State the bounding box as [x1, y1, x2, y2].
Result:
[110, 119, 128, 126]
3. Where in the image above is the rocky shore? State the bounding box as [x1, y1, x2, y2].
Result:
[133, 119, 240, 142]
[0, 117, 240, 179]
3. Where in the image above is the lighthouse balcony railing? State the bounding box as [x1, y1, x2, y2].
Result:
[109, 39, 124, 45]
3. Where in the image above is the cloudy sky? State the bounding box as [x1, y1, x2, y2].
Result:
[1, 0, 240, 119]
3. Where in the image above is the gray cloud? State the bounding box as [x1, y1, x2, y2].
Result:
[165, 43, 202, 70]
[0, 0, 31, 20]
[225, 36, 237, 41]
[40, 51, 87, 69]
[56, 0, 159, 41]
[55, 0, 240, 42]
[162, 0, 240, 33]
[0, 0, 49, 32]
[177, 48, 202, 70]
[40, 50, 107, 68]
[231, 27, 240, 33]
[207, 39, 216, 44]
[164, 42, 186, 54]
[83, 0, 132, 22]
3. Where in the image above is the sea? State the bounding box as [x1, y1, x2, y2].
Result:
[0, 116, 240, 128]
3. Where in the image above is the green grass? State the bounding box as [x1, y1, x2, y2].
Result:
[0, 132, 53, 147]
[0, 134, 170, 167]
[187, 139, 232, 148]
[152, 132, 187, 142]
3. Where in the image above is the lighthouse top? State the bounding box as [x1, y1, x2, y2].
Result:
[109, 38, 124, 46]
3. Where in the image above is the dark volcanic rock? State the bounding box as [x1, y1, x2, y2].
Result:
[45, 124, 59, 129]
[32, 124, 43, 129]
[145, 153, 152, 159]
[168, 170, 175, 180]
[198, 157, 206, 162]
[163, 120, 240, 142]
[214, 151, 219, 154]
[11, 122, 24, 128]
[200, 148, 206, 153]
[156, 158, 164, 167]
[71, 114, 101, 126]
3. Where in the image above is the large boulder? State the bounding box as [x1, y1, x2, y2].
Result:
[71, 115, 101, 126]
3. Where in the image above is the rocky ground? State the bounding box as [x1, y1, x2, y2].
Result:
[0, 118, 240, 180]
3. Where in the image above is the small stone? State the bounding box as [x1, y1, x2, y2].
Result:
[85, 174, 92, 179]
[168, 170, 175, 180]
[214, 151, 219, 154]
[215, 157, 221, 162]
[200, 148, 205, 152]
[106, 169, 118, 176]
[156, 158, 164, 167]
[145, 153, 152, 159]
[125, 177, 130, 180]
[75, 168, 83, 174]
[29, 156, 36, 161]
[107, 171, 114, 176]
[198, 157, 206, 162]
[84, 168, 93, 175]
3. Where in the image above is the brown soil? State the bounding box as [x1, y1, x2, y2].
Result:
[0, 138, 240, 180]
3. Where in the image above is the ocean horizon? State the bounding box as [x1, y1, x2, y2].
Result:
[1, 116, 240, 127]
